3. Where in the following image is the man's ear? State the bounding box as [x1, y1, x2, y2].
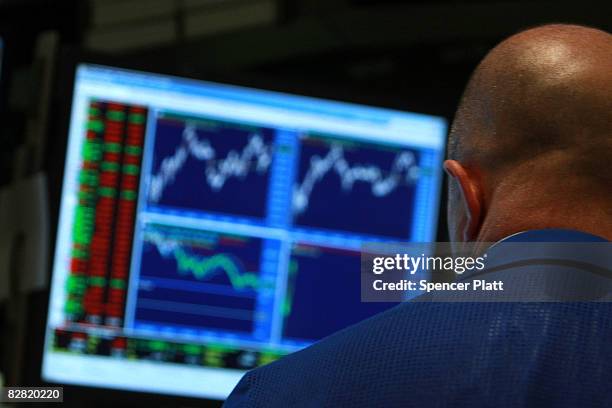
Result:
[443, 159, 484, 241]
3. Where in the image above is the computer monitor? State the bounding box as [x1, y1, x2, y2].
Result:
[42, 63, 447, 400]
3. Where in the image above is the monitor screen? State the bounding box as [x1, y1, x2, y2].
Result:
[42, 64, 447, 400]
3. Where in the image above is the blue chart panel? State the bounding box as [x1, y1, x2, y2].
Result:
[292, 134, 421, 239]
[135, 224, 266, 334]
[147, 114, 275, 218]
[282, 243, 396, 342]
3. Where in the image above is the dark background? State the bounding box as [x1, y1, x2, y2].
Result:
[0, 0, 610, 406]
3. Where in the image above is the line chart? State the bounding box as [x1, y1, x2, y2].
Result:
[293, 143, 420, 215]
[142, 228, 261, 291]
[134, 224, 265, 333]
[292, 135, 422, 238]
[149, 125, 272, 201]
[147, 115, 275, 218]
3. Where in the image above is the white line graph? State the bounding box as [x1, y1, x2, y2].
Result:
[149, 124, 272, 202]
[142, 228, 179, 257]
[293, 143, 420, 215]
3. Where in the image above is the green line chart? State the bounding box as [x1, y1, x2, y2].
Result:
[173, 248, 260, 290]
[139, 225, 263, 291]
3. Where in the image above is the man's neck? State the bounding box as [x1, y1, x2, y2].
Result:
[475, 193, 612, 243]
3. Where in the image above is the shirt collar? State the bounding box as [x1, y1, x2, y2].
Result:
[497, 228, 608, 243]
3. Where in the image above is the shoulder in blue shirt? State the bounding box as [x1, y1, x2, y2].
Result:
[224, 229, 612, 408]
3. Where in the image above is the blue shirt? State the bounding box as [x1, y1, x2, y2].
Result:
[224, 230, 612, 407]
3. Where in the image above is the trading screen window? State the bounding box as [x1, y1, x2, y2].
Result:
[43, 65, 446, 399]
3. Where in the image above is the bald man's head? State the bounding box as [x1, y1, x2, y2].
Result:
[445, 24, 612, 243]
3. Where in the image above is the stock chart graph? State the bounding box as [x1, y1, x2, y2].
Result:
[134, 224, 274, 334]
[282, 243, 395, 342]
[147, 114, 275, 219]
[293, 134, 422, 238]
